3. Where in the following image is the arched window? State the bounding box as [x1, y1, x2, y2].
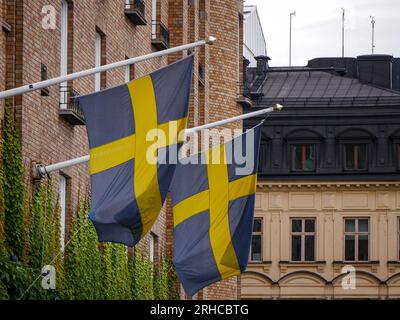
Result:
[285, 129, 322, 172]
[337, 129, 374, 172]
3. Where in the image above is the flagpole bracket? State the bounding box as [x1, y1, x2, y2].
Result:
[33, 162, 48, 179]
[206, 36, 217, 45]
[273, 104, 284, 112]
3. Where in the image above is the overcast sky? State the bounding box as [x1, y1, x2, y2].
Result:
[244, 0, 400, 66]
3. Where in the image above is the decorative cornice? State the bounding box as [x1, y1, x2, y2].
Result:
[257, 181, 400, 190]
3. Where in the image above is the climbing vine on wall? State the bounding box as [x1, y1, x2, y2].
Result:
[0, 101, 179, 300]
[2, 100, 25, 259]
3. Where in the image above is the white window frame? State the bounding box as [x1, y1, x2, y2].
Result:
[290, 218, 317, 262]
[343, 218, 370, 262]
[125, 64, 130, 83]
[59, 175, 67, 251]
[250, 218, 263, 262]
[60, 0, 68, 107]
[151, 0, 157, 38]
[95, 31, 102, 92]
[149, 233, 155, 262]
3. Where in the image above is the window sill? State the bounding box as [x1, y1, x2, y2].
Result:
[388, 261, 400, 273]
[280, 261, 326, 265]
[333, 261, 380, 273]
[248, 260, 272, 265]
[279, 261, 326, 273]
[247, 261, 272, 272]
[333, 261, 379, 265]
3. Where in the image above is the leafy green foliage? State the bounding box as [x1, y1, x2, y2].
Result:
[2, 101, 25, 258]
[0, 134, 5, 250]
[131, 250, 154, 300]
[0, 104, 179, 299]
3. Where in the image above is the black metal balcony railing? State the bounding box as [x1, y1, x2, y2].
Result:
[59, 85, 85, 125]
[151, 20, 170, 50]
[124, 0, 147, 25]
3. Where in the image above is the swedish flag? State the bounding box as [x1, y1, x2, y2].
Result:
[78, 56, 194, 247]
[169, 126, 261, 296]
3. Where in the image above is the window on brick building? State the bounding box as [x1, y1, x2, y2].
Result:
[344, 218, 369, 262]
[344, 144, 367, 171]
[250, 218, 262, 262]
[60, 0, 69, 106]
[95, 31, 102, 91]
[59, 174, 67, 251]
[151, 0, 157, 39]
[291, 218, 316, 261]
[149, 232, 158, 263]
[291, 144, 316, 172]
[124, 56, 135, 82]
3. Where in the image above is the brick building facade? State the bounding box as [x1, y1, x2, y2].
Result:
[1, 0, 245, 299]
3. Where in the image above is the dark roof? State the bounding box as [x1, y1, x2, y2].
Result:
[307, 57, 358, 78]
[255, 70, 400, 107]
[394, 58, 400, 91]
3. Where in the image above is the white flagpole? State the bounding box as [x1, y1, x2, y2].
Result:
[0, 36, 217, 100]
[36, 104, 283, 176]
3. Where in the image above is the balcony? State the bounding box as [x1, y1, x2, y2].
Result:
[59, 85, 85, 125]
[151, 20, 169, 50]
[124, 0, 147, 25]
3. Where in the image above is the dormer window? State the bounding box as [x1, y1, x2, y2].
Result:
[343, 144, 367, 171]
[291, 144, 316, 172]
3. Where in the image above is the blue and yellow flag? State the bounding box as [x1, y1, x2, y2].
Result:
[78, 56, 194, 247]
[169, 126, 261, 296]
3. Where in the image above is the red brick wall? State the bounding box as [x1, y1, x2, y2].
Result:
[3, 0, 169, 263]
[1, 0, 245, 300]
[167, 0, 244, 300]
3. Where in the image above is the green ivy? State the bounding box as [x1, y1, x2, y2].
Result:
[130, 250, 154, 300]
[0, 135, 5, 250]
[27, 182, 45, 269]
[154, 255, 169, 300]
[2, 100, 25, 259]
[0, 107, 180, 299]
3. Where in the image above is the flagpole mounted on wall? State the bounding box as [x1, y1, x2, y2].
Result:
[0, 36, 217, 100]
[35, 104, 283, 177]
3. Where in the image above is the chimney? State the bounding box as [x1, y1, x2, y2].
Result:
[357, 54, 393, 89]
[254, 55, 270, 76]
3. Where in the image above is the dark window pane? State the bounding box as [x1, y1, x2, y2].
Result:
[291, 235, 302, 261]
[292, 146, 303, 170]
[251, 235, 262, 261]
[305, 236, 315, 261]
[345, 145, 355, 170]
[358, 219, 369, 232]
[292, 219, 302, 232]
[253, 219, 262, 233]
[304, 145, 316, 171]
[305, 219, 315, 232]
[345, 219, 355, 232]
[358, 235, 369, 261]
[357, 144, 367, 170]
[345, 235, 355, 261]
[345, 144, 367, 170]
[292, 145, 315, 171]
[398, 145, 400, 169]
